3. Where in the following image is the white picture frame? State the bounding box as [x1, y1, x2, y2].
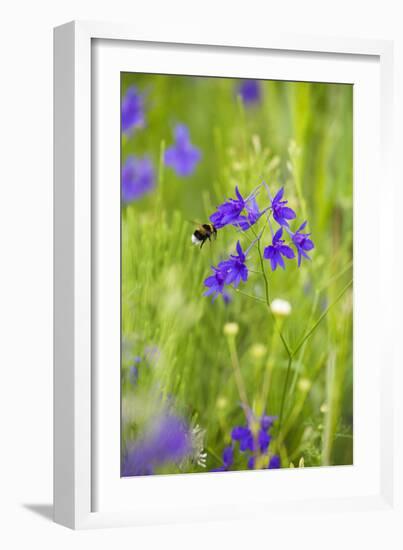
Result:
[54, 20, 400, 531]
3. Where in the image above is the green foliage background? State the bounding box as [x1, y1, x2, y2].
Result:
[121, 73, 353, 472]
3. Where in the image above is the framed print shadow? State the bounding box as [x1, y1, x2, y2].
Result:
[54, 21, 397, 531]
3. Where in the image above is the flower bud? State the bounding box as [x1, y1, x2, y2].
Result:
[250, 343, 267, 359]
[270, 298, 292, 317]
[320, 403, 328, 414]
[223, 322, 239, 336]
[216, 396, 228, 410]
[298, 378, 311, 392]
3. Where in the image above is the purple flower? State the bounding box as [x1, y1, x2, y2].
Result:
[122, 413, 192, 477]
[291, 221, 315, 266]
[121, 86, 145, 135]
[203, 265, 231, 302]
[231, 424, 271, 453]
[219, 241, 249, 288]
[212, 446, 234, 472]
[236, 197, 266, 231]
[232, 425, 254, 451]
[270, 188, 296, 227]
[268, 455, 281, 469]
[210, 186, 248, 229]
[122, 156, 155, 203]
[164, 124, 201, 176]
[238, 80, 261, 105]
[263, 228, 295, 271]
[261, 415, 276, 431]
[204, 241, 249, 301]
[213, 411, 279, 473]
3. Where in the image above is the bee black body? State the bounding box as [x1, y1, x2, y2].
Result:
[192, 223, 217, 248]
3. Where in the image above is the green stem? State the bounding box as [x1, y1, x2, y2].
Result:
[234, 288, 266, 304]
[256, 238, 291, 357]
[227, 335, 250, 419]
[278, 355, 293, 435]
[292, 279, 352, 356]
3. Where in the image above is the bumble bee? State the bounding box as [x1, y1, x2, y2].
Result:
[191, 223, 217, 249]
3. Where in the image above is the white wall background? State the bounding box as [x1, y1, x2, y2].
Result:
[0, 1, 401, 547]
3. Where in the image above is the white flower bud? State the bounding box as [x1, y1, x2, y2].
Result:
[270, 298, 292, 317]
[223, 322, 239, 336]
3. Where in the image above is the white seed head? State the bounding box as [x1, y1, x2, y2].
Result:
[223, 322, 239, 336]
[270, 298, 292, 317]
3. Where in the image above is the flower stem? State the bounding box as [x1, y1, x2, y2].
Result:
[292, 279, 352, 356]
[234, 288, 266, 304]
[278, 355, 293, 435]
[226, 335, 250, 420]
[256, 237, 291, 357]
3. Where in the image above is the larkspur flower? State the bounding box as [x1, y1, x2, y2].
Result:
[270, 187, 296, 227]
[203, 265, 231, 302]
[236, 196, 266, 231]
[210, 186, 248, 229]
[121, 86, 145, 135]
[122, 156, 155, 203]
[212, 446, 234, 472]
[291, 221, 315, 266]
[263, 228, 295, 271]
[122, 413, 192, 477]
[213, 412, 279, 473]
[164, 124, 201, 176]
[238, 79, 261, 105]
[268, 455, 281, 469]
[231, 421, 271, 453]
[219, 241, 249, 288]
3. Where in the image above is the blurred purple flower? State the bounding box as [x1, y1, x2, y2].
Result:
[213, 411, 279, 472]
[268, 455, 281, 469]
[291, 221, 315, 266]
[238, 80, 261, 105]
[212, 446, 234, 472]
[260, 415, 276, 431]
[270, 187, 296, 227]
[231, 422, 271, 454]
[122, 413, 192, 477]
[121, 86, 145, 135]
[164, 124, 201, 176]
[129, 357, 141, 386]
[144, 345, 161, 365]
[122, 156, 155, 203]
[263, 228, 295, 271]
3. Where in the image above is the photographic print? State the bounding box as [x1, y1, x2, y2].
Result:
[121, 73, 353, 477]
